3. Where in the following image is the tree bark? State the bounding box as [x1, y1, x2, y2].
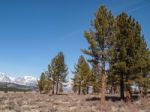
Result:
[125, 79, 132, 102]
[100, 58, 106, 112]
[109, 65, 113, 94]
[52, 81, 54, 95]
[120, 74, 125, 100]
[78, 81, 81, 95]
[56, 82, 59, 95]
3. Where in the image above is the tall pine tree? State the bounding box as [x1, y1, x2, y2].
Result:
[82, 5, 116, 111]
[111, 12, 150, 101]
[48, 52, 68, 95]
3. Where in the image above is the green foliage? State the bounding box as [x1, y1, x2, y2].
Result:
[43, 79, 51, 93]
[81, 6, 117, 109]
[38, 72, 51, 94]
[90, 64, 101, 93]
[48, 52, 68, 94]
[72, 56, 91, 94]
[80, 5, 149, 103]
[111, 12, 150, 99]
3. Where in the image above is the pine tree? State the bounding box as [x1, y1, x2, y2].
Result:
[72, 56, 91, 94]
[134, 44, 150, 96]
[48, 62, 56, 95]
[111, 12, 150, 101]
[43, 79, 51, 94]
[72, 74, 81, 94]
[48, 52, 68, 95]
[82, 5, 116, 111]
[55, 52, 68, 94]
[38, 72, 45, 93]
[38, 72, 51, 94]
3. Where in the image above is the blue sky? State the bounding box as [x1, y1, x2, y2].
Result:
[0, 0, 150, 79]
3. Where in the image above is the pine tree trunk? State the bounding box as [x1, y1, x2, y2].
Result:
[109, 65, 113, 94]
[125, 79, 131, 102]
[100, 58, 106, 112]
[100, 71, 106, 111]
[126, 89, 131, 102]
[79, 85, 81, 95]
[52, 81, 54, 95]
[78, 81, 81, 95]
[56, 82, 59, 95]
[120, 74, 124, 100]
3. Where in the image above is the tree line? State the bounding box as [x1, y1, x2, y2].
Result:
[37, 5, 150, 111]
[72, 5, 150, 111]
[38, 52, 68, 95]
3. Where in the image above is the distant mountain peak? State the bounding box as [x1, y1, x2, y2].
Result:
[0, 72, 37, 87]
[15, 76, 37, 86]
[0, 72, 11, 82]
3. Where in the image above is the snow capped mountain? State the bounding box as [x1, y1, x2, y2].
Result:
[0, 72, 11, 82]
[0, 72, 37, 87]
[15, 76, 37, 86]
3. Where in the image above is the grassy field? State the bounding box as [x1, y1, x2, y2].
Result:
[0, 91, 149, 112]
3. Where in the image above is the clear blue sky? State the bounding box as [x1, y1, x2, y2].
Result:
[0, 0, 150, 79]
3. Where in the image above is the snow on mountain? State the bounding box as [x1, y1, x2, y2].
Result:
[0, 72, 11, 82]
[0, 72, 37, 86]
[15, 76, 37, 86]
[63, 80, 73, 93]
[9, 76, 15, 82]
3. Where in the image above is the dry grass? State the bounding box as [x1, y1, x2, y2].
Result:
[0, 92, 149, 112]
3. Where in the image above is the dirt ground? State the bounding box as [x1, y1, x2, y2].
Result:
[0, 91, 149, 112]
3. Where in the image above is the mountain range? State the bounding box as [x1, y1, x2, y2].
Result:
[0, 72, 73, 92]
[0, 72, 37, 87]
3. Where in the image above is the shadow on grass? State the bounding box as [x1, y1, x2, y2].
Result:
[49, 93, 68, 96]
[86, 94, 139, 102]
[86, 96, 121, 102]
[56, 93, 68, 95]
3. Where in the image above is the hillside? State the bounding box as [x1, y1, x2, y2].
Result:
[0, 82, 37, 92]
[0, 72, 38, 91]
